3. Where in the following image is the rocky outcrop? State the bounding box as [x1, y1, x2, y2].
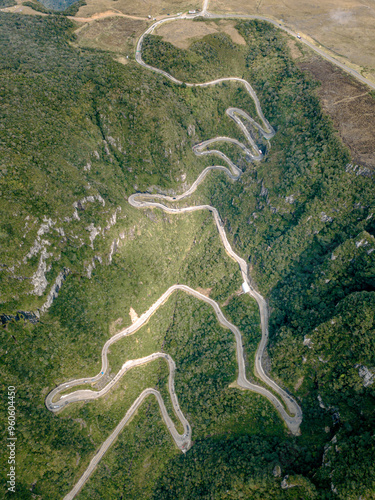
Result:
[1, 268, 69, 325]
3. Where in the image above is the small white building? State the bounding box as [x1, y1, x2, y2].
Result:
[242, 282, 250, 294]
[189, 10, 196, 14]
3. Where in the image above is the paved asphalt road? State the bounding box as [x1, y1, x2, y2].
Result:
[135, 4, 375, 91]
[47, 3, 326, 496]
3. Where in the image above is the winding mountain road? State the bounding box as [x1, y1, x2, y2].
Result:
[49, 283, 301, 499]
[203, 12, 375, 91]
[131, 9, 303, 427]
[134, 3, 375, 91]
[47, 5, 308, 498]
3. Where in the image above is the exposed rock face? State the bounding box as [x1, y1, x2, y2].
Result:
[86, 263, 94, 279]
[108, 239, 118, 263]
[187, 124, 195, 136]
[86, 223, 101, 248]
[320, 212, 333, 223]
[39, 269, 69, 315]
[273, 465, 281, 477]
[281, 476, 291, 489]
[1, 311, 39, 325]
[5, 189, 122, 323]
[105, 207, 121, 231]
[303, 335, 313, 348]
[346, 163, 372, 177]
[0, 269, 69, 325]
[23, 217, 56, 296]
[285, 194, 294, 204]
[260, 182, 268, 198]
[355, 364, 374, 387]
[31, 247, 53, 296]
[85, 255, 103, 279]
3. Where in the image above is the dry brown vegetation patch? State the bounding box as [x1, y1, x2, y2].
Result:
[74, 16, 147, 55]
[109, 317, 123, 335]
[299, 57, 375, 170]
[196, 287, 212, 297]
[210, 0, 375, 78]
[1, 0, 46, 16]
[114, 55, 129, 65]
[287, 39, 302, 60]
[155, 19, 246, 49]
[76, 0, 197, 19]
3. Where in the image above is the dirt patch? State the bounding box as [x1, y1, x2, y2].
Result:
[129, 307, 139, 323]
[71, 10, 146, 22]
[74, 16, 147, 55]
[156, 19, 246, 49]
[1, 2, 46, 15]
[298, 57, 375, 170]
[76, 0, 197, 19]
[196, 287, 212, 297]
[210, 0, 375, 78]
[114, 55, 129, 65]
[109, 317, 123, 334]
[228, 380, 243, 389]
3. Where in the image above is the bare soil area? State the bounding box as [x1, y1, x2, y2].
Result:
[74, 16, 147, 55]
[1, 0, 46, 15]
[155, 19, 246, 49]
[298, 56, 375, 170]
[129, 307, 139, 323]
[76, 0, 197, 19]
[196, 287, 212, 297]
[71, 10, 145, 22]
[210, 0, 375, 78]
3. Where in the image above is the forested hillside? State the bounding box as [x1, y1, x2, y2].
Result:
[1, 12, 374, 500]
[143, 20, 375, 498]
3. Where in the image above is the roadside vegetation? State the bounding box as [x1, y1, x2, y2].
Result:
[0, 0, 16, 7]
[0, 12, 374, 500]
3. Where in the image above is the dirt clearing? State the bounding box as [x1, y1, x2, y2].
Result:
[1, 0, 47, 15]
[129, 307, 139, 323]
[155, 19, 246, 49]
[196, 287, 212, 297]
[76, 0, 197, 19]
[210, 0, 375, 79]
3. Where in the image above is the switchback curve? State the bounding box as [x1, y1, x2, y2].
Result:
[47, 10, 304, 499]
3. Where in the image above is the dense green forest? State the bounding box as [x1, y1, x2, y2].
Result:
[0, 0, 16, 7]
[0, 11, 374, 500]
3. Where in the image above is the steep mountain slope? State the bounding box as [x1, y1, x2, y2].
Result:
[1, 12, 374, 500]
[142, 20, 375, 498]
